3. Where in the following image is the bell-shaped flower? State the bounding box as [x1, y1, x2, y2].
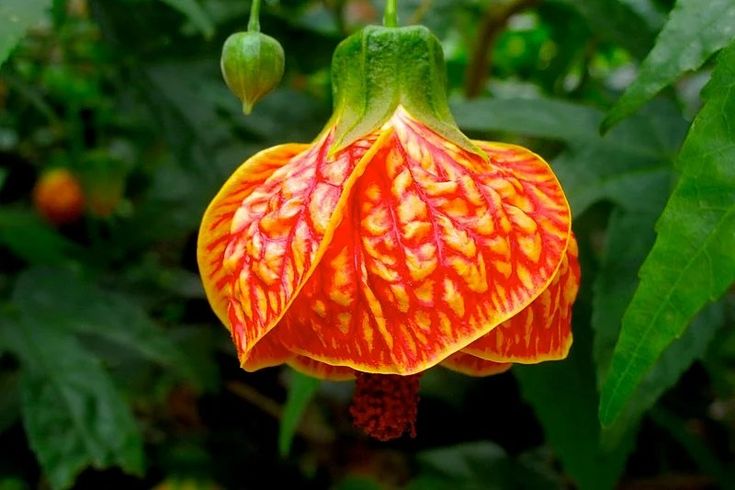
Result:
[198, 25, 580, 441]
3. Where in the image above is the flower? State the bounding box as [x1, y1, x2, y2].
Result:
[198, 26, 579, 441]
[33, 168, 85, 225]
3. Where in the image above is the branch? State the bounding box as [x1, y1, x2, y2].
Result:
[464, 0, 539, 98]
[226, 381, 334, 444]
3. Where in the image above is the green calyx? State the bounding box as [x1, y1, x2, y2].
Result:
[221, 31, 285, 115]
[329, 25, 482, 158]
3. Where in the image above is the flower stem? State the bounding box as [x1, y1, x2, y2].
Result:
[248, 0, 261, 32]
[383, 0, 398, 27]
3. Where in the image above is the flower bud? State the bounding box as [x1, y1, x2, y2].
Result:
[33, 168, 85, 225]
[220, 31, 284, 114]
[79, 154, 127, 218]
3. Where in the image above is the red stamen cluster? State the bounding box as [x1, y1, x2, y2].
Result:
[349, 372, 421, 441]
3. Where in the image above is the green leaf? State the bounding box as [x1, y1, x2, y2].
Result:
[703, 305, 735, 398]
[515, 317, 635, 490]
[453, 97, 600, 142]
[278, 370, 320, 457]
[603, 0, 735, 131]
[0, 477, 28, 490]
[3, 316, 143, 490]
[552, 146, 671, 216]
[593, 207, 724, 402]
[12, 267, 199, 386]
[593, 213, 670, 386]
[619, 0, 666, 31]
[0, 371, 21, 434]
[333, 476, 384, 490]
[555, 0, 655, 59]
[408, 442, 509, 490]
[407, 442, 561, 490]
[602, 294, 724, 448]
[649, 408, 734, 487]
[0, 0, 50, 70]
[0, 209, 79, 265]
[160, 0, 215, 39]
[599, 42, 735, 427]
[617, 302, 723, 423]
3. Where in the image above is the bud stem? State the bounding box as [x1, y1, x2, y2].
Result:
[248, 0, 262, 32]
[383, 0, 398, 27]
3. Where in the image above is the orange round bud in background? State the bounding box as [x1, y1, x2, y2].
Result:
[33, 168, 85, 225]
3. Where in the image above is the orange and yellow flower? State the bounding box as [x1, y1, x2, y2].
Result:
[198, 25, 579, 440]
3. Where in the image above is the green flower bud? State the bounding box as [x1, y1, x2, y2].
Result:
[220, 31, 285, 114]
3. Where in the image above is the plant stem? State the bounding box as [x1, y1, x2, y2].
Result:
[384, 0, 398, 27]
[248, 0, 261, 32]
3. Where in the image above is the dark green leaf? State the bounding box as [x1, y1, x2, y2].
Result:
[0, 371, 20, 434]
[453, 97, 601, 142]
[407, 442, 509, 490]
[599, 42, 735, 427]
[621, 302, 723, 421]
[593, 212, 669, 385]
[333, 476, 384, 490]
[3, 316, 143, 490]
[552, 146, 671, 216]
[593, 207, 725, 397]
[603, 299, 724, 448]
[416, 441, 507, 480]
[0, 0, 51, 70]
[515, 317, 634, 490]
[278, 370, 320, 457]
[407, 442, 561, 490]
[555, 0, 655, 58]
[649, 408, 734, 487]
[12, 268, 199, 386]
[703, 300, 735, 398]
[0, 209, 79, 265]
[619, 0, 666, 30]
[0, 477, 28, 490]
[603, 0, 735, 130]
[592, 172, 725, 445]
[160, 0, 214, 39]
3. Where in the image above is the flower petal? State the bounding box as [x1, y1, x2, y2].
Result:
[198, 143, 307, 327]
[197, 133, 381, 368]
[441, 353, 512, 377]
[272, 110, 572, 374]
[462, 235, 580, 363]
[242, 334, 294, 371]
[288, 356, 355, 381]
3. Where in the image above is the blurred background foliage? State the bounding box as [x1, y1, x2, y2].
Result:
[1, 0, 734, 489]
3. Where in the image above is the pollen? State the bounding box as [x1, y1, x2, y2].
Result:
[350, 373, 421, 441]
